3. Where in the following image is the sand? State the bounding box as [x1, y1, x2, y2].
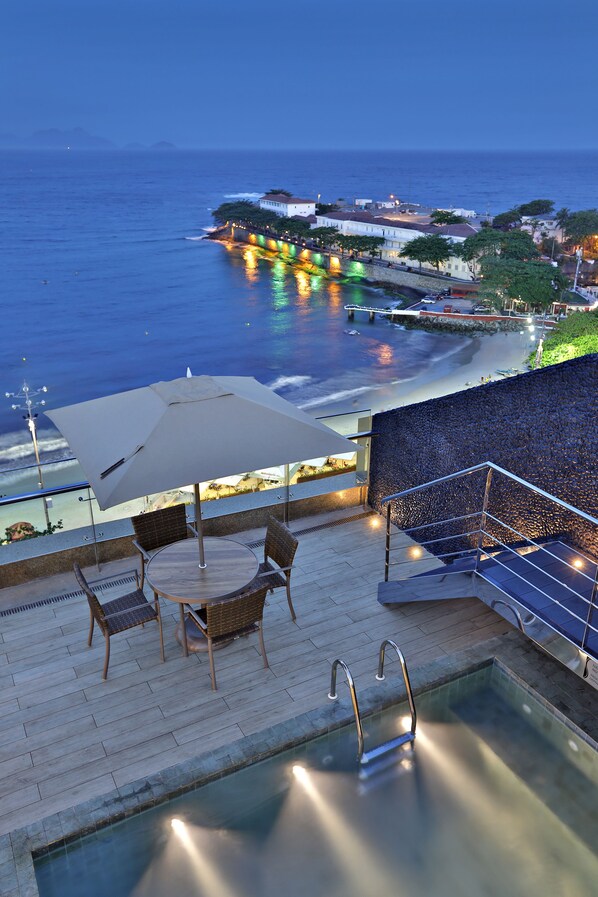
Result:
[308, 329, 534, 419]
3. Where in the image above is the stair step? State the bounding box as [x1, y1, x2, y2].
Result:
[413, 557, 477, 577]
[378, 571, 476, 605]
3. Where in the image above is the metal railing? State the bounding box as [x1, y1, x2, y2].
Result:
[380, 462, 598, 660]
[328, 642, 417, 764]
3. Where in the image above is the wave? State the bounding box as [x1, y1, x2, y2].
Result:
[269, 375, 312, 391]
[298, 385, 373, 410]
[184, 236, 204, 241]
[224, 192, 262, 200]
[0, 429, 72, 467]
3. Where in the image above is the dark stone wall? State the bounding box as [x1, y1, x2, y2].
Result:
[369, 355, 598, 557]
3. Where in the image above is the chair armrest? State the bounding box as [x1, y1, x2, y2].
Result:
[131, 539, 151, 563]
[103, 602, 152, 620]
[186, 605, 207, 632]
[258, 563, 294, 576]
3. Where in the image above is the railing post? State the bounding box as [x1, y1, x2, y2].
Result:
[581, 565, 598, 653]
[384, 503, 391, 581]
[79, 487, 101, 572]
[475, 467, 493, 574]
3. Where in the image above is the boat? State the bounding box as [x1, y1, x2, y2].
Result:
[344, 329, 360, 336]
[496, 368, 520, 377]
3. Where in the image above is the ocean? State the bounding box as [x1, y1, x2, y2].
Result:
[2, 148, 597, 475]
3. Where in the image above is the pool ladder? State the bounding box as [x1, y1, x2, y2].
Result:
[328, 639, 417, 764]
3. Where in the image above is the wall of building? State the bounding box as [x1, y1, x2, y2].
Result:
[368, 355, 598, 557]
[315, 214, 474, 280]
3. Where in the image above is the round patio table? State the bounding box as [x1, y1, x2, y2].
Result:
[146, 537, 258, 655]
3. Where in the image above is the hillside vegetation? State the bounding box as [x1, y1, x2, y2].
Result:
[537, 309, 598, 367]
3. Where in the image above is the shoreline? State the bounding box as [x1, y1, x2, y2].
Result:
[301, 329, 533, 420]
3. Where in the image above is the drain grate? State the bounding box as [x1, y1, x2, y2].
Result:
[1, 511, 374, 617]
[0, 573, 137, 618]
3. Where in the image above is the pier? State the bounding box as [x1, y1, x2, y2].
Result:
[345, 305, 421, 321]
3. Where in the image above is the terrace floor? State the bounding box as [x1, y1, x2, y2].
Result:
[0, 509, 511, 837]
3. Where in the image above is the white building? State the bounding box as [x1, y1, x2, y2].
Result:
[259, 193, 316, 218]
[314, 211, 477, 280]
[437, 207, 477, 219]
[520, 216, 564, 244]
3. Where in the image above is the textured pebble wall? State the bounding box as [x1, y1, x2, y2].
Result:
[369, 355, 598, 557]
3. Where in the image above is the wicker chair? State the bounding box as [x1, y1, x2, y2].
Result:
[74, 563, 165, 680]
[186, 586, 269, 690]
[257, 516, 299, 621]
[131, 504, 197, 589]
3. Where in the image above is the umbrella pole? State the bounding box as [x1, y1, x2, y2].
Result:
[193, 483, 207, 568]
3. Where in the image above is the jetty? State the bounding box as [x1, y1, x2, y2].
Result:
[345, 305, 420, 321]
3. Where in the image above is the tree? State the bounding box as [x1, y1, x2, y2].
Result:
[500, 231, 540, 260]
[309, 226, 340, 248]
[479, 257, 568, 311]
[276, 217, 313, 240]
[358, 236, 385, 258]
[536, 309, 598, 367]
[430, 209, 466, 225]
[517, 199, 554, 217]
[400, 234, 453, 270]
[453, 229, 538, 275]
[555, 207, 570, 228]
[562, 209, 598, 248]
[316, 203, 340, 215]
[212, 201, 278, 229]
[267, 188, 292, 196]
[335, 234, 384, 257]
[492, 208, 522, 229]
[539, 236, 563, 260]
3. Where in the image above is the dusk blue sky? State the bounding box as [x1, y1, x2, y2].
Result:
[3, 0, 597, 149]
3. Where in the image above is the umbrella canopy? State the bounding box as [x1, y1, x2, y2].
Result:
[46, 375, 359, 564]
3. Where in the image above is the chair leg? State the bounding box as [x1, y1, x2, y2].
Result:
[139, 558, 146, 591]
[258, 624, 269, 669]
[87, 610, 95, 647]
[208, 639, 217, 690]
[286, 579, 297, 623]
[103, 635, 111, 680]
[155, 599, 165, 663]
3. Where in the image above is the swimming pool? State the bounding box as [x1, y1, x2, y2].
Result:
[34, 663, 597, 897]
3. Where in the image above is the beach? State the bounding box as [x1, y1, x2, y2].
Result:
[304, 329, 533, 419]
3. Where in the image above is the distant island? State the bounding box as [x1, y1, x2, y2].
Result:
[0, 128, 177, 150]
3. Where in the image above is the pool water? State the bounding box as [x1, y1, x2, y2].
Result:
[35, 664, 597, 897]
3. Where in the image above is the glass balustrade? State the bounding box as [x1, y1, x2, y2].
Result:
[0, 410, 372, 556]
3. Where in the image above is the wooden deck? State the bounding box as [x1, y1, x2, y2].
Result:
[0, 511, 509, 836]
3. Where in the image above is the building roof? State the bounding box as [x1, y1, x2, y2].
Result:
[318, 210, 477, 238]
[433, 222, 478, 237]
[261, 193, 315, 205]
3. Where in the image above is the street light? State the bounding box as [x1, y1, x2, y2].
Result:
[5, 381, 51, 528]
[573, 248, 583, 292]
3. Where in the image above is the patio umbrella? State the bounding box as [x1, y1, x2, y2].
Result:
[46, 375, 359, 567]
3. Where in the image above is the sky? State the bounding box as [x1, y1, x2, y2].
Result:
[2, 0, 598, 150]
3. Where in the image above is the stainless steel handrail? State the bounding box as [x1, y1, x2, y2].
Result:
[328, 659, 364, 760]
[490, 599, 534, 632]
[484, 512, 597, 585]
[375, 639, 417, 737]
[481, 530, 594, 618]
[0, 480, 89, 506]
[380, 461, 598, 527]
